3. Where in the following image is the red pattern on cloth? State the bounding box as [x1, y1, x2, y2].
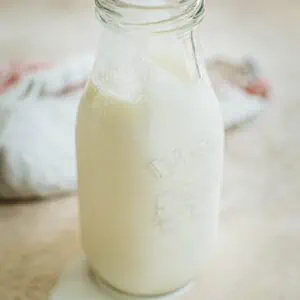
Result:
[0, 61, 270, 98]
[245, 79, 269, 99]
[0, 63, 51, 95]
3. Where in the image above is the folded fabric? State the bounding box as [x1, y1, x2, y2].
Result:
[0, 53, 269, 199]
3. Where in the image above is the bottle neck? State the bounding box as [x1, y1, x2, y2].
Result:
[95, 0, 205, 34]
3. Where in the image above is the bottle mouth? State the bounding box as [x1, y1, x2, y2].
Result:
[95, 0, 205, 33]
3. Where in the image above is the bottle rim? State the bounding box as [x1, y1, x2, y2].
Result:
[95, 0, 205, 34]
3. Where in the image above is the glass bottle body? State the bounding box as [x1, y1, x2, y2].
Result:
[76, 1, 224, 296]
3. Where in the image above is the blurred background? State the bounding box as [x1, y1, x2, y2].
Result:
[0, 0, 299, 299]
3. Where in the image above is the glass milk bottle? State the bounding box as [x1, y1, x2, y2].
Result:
[76, 0, 224, 297]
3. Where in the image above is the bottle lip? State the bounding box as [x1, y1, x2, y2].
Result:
[95, 0, 205, 34]
[97, 0, 198, 10]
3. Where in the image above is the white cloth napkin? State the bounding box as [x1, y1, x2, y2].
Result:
[0, 53, 269, 199]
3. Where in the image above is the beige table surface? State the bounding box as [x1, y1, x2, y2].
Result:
[0, 0, 300, 299]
